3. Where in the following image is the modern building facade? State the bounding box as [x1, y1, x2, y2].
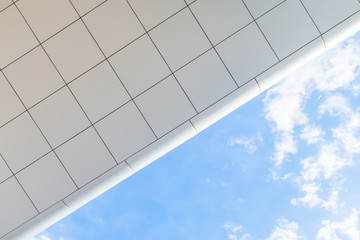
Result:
[1, 0, 360, 239]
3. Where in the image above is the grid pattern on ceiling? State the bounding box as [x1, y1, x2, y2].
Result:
[1, 0, 360, 238]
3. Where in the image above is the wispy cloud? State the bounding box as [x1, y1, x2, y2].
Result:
[224, 223, 251, 240]
[264, 33, 360, 211]
[25, 235, 52, 240]
[292, 93, 359, 211]
[319, 94, 360, 155]
[317, 209, 360, 240]
[25, 234, 67, 240]
[228, 132, 263, 153]
[266, 219, 302, 240]
[228, 136, 257, 153]
[25, 235, 51, 240]
[300, 124, 325, 144]
[264, 33, 360, 167]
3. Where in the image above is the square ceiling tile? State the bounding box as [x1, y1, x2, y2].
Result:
[29, 87, 90, 148]
[0, 177, 37, 237]
[0, 5, 38, 68]
[175, 50, 237, 112]
[149, 8, 211, 71]
[109, 35, 171, 98]
[190, 0, 253, 44]
[83, 0, 144, 57]
[128, 0, 186, 30]
[257, 0, 319, 59]
[4, 46, 64, 108]
[0, 0, 12, 12]
[17, 0, 78, 42]
[0, 112, 50, 173]
[302, 0, 360, 33]
[0, 73, 25, 127]
[0, 156, 12, 183]
[69, 61, 130, 123]
[70, 0, 105, 16]
[43, 20, 104, 83]
[216, 22, 278, 85]
[243, 0, 284, 19]
[135, 76, 196, 137]
[16, 152, 77, 212]
[56, 128, 116, 188]
[96, 101, 156, 163]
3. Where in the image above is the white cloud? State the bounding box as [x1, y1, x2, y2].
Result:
[224, 223, 251, 240]
[264, 34, 360, 168]
[25, 235, 52, 240]
[289, 93, 359, 211]
[264, 34, 360, 211]
[263, 73, 309, 165]
[319, 95, 360, 155]
[290, 182, 323, 208]
[224, 223, 243, 233]
[300, 142, 352, 182]
[228, 136, 257, 153]
[228, 132, 264, 153]
[300, 124, 325, 144]
[291, 132, 352, 211]
[352, 82, 360, 96]
[266, 219, 302, 240]
[317, 209, 360, 240]
[290, 182, 341, 211]
[313, 38, 360, 92]
[272, 133, 297, 166]
[25, 234, 67, 240]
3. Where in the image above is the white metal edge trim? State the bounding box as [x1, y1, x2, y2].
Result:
[323, 11, 360, 50]
[190, 79, 260, 133]
[256, 37, 325, 92]
[2, 202, 73, 240]
[63, 162, 134, 210]
[126, 121, 197, 172]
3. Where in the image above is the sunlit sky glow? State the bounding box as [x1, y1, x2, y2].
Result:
[29, 32, 360, 240]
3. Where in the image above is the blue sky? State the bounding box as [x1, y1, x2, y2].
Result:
[29, 32, 360, 240]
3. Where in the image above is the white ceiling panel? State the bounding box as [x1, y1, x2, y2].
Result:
[0, 4, 37, 69]
[69, 61, 130, 123]
[55, 127, 116, 187]
[0, 156, 12, 183]
[301, 0, 360, 33]
[16, 152, 77, 212]
[0, 112, 50, 173]
[135, 76, 197, 137]
[109, 34, 171, 97]
[128, 0, 186, 30]
[83, 0, 144, 57]
[175, 49, 237, 112]
[29, 87, 90, 148]
[0, 73, 25, 127]
[43, 20, 104, 83]
[149, 8, 211, 71]
[257, 0, 320, 59]
[243, 0, 284, 19]
[217, 22, 278, 86]
[4, 46, 64, 108]
[71, 0, 105, 16]
[16, 0, 78, 42]
[95, 101, 156, 162]
[0, 177, 37, 237]
[0, 0, 12, 12]
[190, 0, 252, 44]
